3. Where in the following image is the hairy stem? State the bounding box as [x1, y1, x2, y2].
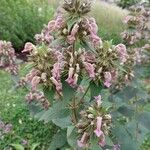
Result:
[79, 84, 90, 104]
[72, 96, 78, 124]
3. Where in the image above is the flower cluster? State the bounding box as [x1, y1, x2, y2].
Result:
[21, 0, 135, 108]
[122, 5, 150, 46]
[19, 0, 142, 149]
[121, 4, 150, 63]
[0, 120, 12, 140]
[0, 41, 18, 75]
[77, 95, 111, 148]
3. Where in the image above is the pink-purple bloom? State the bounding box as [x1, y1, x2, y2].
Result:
[98, 133, 106, 147]
[94, 117, 106, 147]
[50, 77, 62, 93]
[77, 132, 89, 148]
[31, 76, 41, 91]
[113, 144, 121, 150]
[115, 44, 128, 65]
[67, 23, 79, 44]
[51, 63, 61, 80]
[67, 35, 76, 44]
[104, 72, 112, 88]
[94, 95, 102, 107]
[47, 20, 56, 32]
[83, 62, 95, 79]
[94, 117, 103, 137]
[89, 32, 102, 48]
[22, 42, 34, 53]
[65, 67, 78, 87]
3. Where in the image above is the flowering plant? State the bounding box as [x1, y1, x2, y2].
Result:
[121, 4, 150, 64]
[0, 41, 18, 75]
[19, 0, 150, 149]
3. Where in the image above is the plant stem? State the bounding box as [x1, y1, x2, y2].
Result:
[79, 84, 90, 104]
[72, 96, 78, 124]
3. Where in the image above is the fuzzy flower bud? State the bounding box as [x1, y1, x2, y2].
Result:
[104, 72, 112, 88]
[22, 42, 35, 53]
[77, 132, 89, 148]
[115, 44, 128, 65]
[83, 62, 95, 79]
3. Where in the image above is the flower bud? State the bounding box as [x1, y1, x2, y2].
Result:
[88, 114, 94, 119]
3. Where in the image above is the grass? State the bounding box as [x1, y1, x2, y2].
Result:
[90, 1, 128, 44]
[0, 70, 55, 149]
[0, 0, 54, 52]
[48, 0, 128, 44]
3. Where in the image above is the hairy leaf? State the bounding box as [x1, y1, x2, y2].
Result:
[10, 144, 24, 150]
[67, 126, 78, 148]
[48, 130, 67, 150]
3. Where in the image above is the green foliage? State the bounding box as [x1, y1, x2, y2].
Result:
[48, 0, 128, 44]
[10, 144, 24, 150]
[48, 130, 67, 150]
[90, 1, 128, 44]
[10, 143, 40, 150]
[0, 70, 56, 149]
[118, 0, 141, 8]
[0, 0, 54, 51]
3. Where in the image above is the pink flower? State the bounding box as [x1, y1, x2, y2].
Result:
[44, 34, 54, 42]
[111, 70, 118, 81]
[94, 95, 102, 107]
[55, 15, 65, 29]
[51, 63, 61, 80]
[123, 15, 133, 24]
[66, 23, 79, 44]
[89, 18, 98, 34]
[50, 77, 62, 92]
[22, 42, 34, 53]
[89, 32, 102, 47]
[65, 67, 78, 87]
[31, 76, 41, 91]
[94, 117, 103, 137]
[66, 67, 74, 80]
[71, 23, 79, 36]
[25, 69, 40, 82]
[25, 92, 34, 102]
[47, 20, 56, 32]
[3, 123, 12, 134]
[104, 72, 112, 88]
[113, 144, 121, 150]
[84, 51, 96, 63]
[77, 85, 85, 93]
[83, 62, 95, 79]
[54, 50, 63, 62]
[67, 35, 76, 44]
[98, 133, 106, 147]
[115, 44, 128, 65]
[77, 132, 89, 148]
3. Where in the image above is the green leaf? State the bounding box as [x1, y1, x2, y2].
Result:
[52, 116, 72, 129]
[31, 143, 40, 150]
[117, 106, 134, 118]
[38, 102, 70, 123]
[28, 103, 44, 117]
[62, 80, 76, 102]
[105, 135, 113, 146]
[112, 123, 138, 150]
[67, 126, 78, 148]
[67, 17, 79, 32]
[10, 144, 24, 150]
[48, 130, 67, 150]
[138, 112, 150, 130]
[90, 81, 103, 99]
[43, 87, 55, 103]
[89, 137, 103, 150]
